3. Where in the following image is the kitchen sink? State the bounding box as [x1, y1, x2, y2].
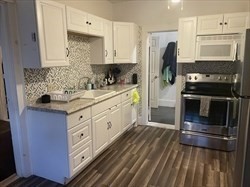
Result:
[80, 90, 116, 101]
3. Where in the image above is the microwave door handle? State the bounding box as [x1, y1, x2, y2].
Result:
[233, 42, 238, 62]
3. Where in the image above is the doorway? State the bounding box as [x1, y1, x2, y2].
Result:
[0, 46, 16, 182]
[149, 31, 178, 126]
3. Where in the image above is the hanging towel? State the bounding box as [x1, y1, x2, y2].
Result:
[162, 66, 172, 87]
[132, 89, 140, 104]
[161, 42, 177, 85]
[199, 96, 211, 117]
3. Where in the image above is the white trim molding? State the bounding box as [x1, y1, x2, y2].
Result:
[0, 2, 31, 177]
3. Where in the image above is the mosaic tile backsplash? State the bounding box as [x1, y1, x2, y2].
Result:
[24, 30, 143, 114]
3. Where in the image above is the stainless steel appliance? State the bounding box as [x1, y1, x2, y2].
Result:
[180, 73, 238, 151]
[233, 29, 250, 187]
[195, 34, 242, 61]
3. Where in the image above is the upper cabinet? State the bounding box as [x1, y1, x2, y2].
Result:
[66, 7, 104, 37]
[17, 0, 69, 68]
[177, 17, 197, 63]
[113, 22, 138, 64]
[197, 12, 249, 35]
[103, 19, 114, 64]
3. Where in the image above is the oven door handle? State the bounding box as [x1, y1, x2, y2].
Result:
[182, 94, 237, 101]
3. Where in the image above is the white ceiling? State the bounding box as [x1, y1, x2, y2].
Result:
[109, 0, 242, 3]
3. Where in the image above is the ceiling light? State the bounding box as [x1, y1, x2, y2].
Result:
[171, 0, 181, 3]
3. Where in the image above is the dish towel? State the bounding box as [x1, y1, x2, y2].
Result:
[132, 89, 140, 104]
[199, 96, 211, 117]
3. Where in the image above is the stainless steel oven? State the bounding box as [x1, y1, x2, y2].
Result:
[180, 73, 238, 151]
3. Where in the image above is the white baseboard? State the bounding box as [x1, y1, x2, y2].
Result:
[147, 122, 175, 129]
[159, 99, 176, 107]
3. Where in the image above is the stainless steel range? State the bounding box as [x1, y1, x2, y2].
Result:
[180, 73, 238, 151]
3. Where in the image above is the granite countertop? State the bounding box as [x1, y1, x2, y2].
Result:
[27, 84, 138, 114]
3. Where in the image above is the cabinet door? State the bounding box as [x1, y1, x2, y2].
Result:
[177, 17, 197, 63]
[197, 14, 223, 35]
[109, 104, 122, 143]
[36, 0, 69, 67]
[103, 19, 114, 64]
[122, 99, 132, 131]
[223, 12, 249, 34]
[92, 110, 109, 157]
[113, 22, 133, 63]
[66, 6, 88, 34]
[88, 14, 104, 37]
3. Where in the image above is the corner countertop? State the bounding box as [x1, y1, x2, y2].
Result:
[27, 84, 138, 114]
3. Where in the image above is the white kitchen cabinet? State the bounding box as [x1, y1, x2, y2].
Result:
[89, 19, 114, 65]
[27, 107, 92, 184]
[92, 97, 122, 157]
[103, 19, 114, 64]
[66, 6, 104, 37]
[177, 17, 197, 63]
[121, 90, 134, 131]
[17, 0, 69, 68]
[197, 12, 249, 35]
[113, 22, 138, 64]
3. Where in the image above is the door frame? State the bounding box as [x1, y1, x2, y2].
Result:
[141, 27, 182, 130]
[0, 2, 31, 177]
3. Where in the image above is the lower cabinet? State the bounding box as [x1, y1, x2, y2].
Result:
[92, 104, 121, 157]
[27, 87, 137, 184]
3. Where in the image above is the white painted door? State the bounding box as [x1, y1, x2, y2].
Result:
[66, 6, 88, 34]
[113, 22, 132, 63]
[177, 17, 197, 63]
[0, 47, 8, 121]
[103, 19, 114, 64]
[150, 36, 160, 109]
[36, 0, 69, 67]
[92, 110, 109, 157]
[109, 104, 121, 143]
[122, 99, 132, 131]
[88, 14, 104, 36]
[197, 14, 223, 35]
[223, 12, 249, 34]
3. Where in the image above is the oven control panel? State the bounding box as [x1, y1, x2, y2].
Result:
[186, 73, 233, 83]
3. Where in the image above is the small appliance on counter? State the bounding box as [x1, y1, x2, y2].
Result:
[105, 67, 121, 85]
[180, 73, 238, 151]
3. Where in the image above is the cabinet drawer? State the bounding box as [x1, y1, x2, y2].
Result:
[92, 95, 121, 116]
[67, 107, 91, 129]
[69, 141, 92, 176]
[121, 90, 131, 102]
[68, 119, 91, 153]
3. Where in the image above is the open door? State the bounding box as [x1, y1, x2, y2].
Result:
[0, 47, 8, 121]
[150, 36, 160, 108]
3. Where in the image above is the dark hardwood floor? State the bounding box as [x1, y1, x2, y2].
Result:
[0, 120, 16, 182]
[7, 126, 234, 187]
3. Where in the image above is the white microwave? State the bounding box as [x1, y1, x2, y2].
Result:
[195, 34, 243, 61]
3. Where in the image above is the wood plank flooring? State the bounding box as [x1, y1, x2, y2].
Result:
[7, 126, 234, 187]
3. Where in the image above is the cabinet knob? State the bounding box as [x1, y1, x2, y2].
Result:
[219, 22, 223, 25]
[80, 133, 84, 137]
[81, 156, 85, 161]
[224, 22, 228, 25]
[79, 115, 83, 120]
[89, 22, 91, 25]
[86, 21, 89, 24]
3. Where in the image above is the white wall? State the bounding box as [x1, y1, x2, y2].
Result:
[152, 31, 178, 108]
[54, 0, 113, 20]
